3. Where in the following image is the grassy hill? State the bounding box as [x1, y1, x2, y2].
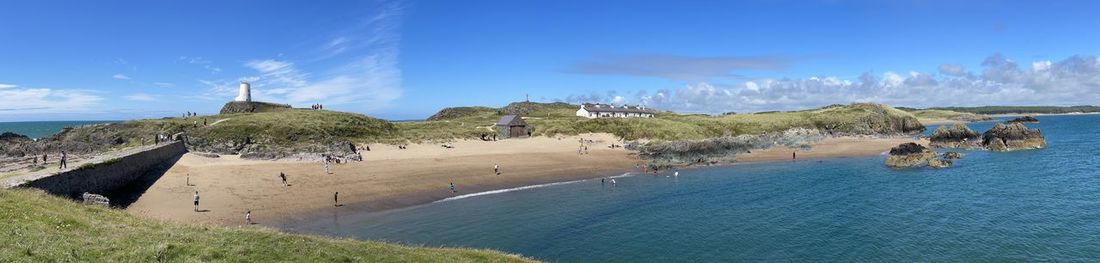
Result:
[907, 109, 993, 123]
[406, 102, 924, 142]
[921, 105, 1100, 115]
[0, 189, 531, 262]
[5, 102, 928, 159]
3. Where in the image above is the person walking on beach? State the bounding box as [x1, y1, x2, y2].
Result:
[186, 174, 191, 186]
[245, 210, 252, 224]
[279, 172, 288, 187]
[58, 151, 67, 170]
[450, 182, 457, 193]
[193, 191, 200, 212]
[494, 164, 500, 175]
[334, 192, 340, 207]
[792, 151, 796, 160]
[323, 157, 331, 174]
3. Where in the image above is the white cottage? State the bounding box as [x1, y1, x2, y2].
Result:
[576, 103, 654, 119]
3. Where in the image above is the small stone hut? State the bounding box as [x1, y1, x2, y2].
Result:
[496, 115, 531, 139]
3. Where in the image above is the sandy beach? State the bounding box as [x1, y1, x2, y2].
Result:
[125, 134, 922, 227]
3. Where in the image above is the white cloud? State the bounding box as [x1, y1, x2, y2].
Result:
[224, 2, 404, 111]
[0, 84, 102, 113]
[152, 82, 174, 88]
[567, 54, 1100, 114]
[112, 74, 131, 80]
[124, 93, 157, 101]
[0, 83, 16, 89]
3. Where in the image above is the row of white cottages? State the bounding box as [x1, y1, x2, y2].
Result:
[575, 103, 654, 118]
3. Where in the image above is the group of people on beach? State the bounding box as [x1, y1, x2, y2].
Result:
[24, 151, 67, 170]
[310, 104, 325, 110]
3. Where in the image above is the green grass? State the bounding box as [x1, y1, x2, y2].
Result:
[921, 105, 1100, 115]
[397, 102, 924, 142]
[908, 109, 992, 123]
[0, 189, 533, 262]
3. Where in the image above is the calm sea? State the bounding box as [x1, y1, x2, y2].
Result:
[297, 115, 1099, 262]
[0, 121, 117, 139]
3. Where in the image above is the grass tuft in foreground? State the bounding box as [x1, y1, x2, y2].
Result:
[0, 189, 533, 262]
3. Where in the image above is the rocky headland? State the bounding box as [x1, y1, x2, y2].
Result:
[981, 123, 1046, 151]
[1006, 115, 1039, 123]
[929, 124, 982, 148]
[885, 142, 948, 168]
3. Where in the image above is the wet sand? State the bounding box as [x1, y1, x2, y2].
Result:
[125, 134, 921, 227]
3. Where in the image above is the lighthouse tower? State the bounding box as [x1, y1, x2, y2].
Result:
[235, 81, 251, 102]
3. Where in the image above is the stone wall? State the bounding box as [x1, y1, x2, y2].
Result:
[19, 141, 186, 199]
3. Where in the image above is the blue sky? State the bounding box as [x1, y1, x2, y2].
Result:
[2, 0, 1100, 121]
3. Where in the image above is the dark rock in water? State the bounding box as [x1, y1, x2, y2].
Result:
[1006, 115, 1039, 123]
[929, 124, 981, 148]
[982, 123, 1046, 151]
[928, 158, 952, 168]
[942, 151, 964, 159]
[886, 143, 938, 168]
[0, 132, 31, 141]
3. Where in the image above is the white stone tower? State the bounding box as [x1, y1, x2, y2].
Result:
[235, 81, 251, 102]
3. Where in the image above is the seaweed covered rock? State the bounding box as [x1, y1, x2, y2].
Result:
[942, 151, 964, 159]
[928, 158, 952, 168]
[1006, 115, 1039, 123]
[929, 124, 981, 148]
[981, 123, 1046, 151]
[885, 143, 937, 168]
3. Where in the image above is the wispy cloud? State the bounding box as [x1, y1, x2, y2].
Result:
[562, 54, 1100, 114]
[112, 74, 131, 80]
[152, 82, 174, 88]
[569, 54, 799, 81]
[124, 93, 157, 101]
[179, 56, 222, 73]
[0, 83, 103, 114]
[0, 83, 16, 89]
[213, 1, 404, 111]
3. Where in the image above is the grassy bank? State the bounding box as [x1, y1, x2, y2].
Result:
[0, 189, 531, 262]
[921, 105, 1100, 115]
[906, 109, 992, 123]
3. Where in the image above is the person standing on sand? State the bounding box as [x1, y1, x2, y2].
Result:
[334, 192, 339, 207]
[245, 210, 252, 224]
[494, 164, 500, 175]
[792, 151, 796, 160]
[193, 191, 200, 212]
[279, 172, 288, 187]
[450, 182, 457, 193]
[323, 157, 331, 174]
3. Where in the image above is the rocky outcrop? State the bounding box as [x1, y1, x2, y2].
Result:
[981, 123, 1046, 151]
[1006, 115, 1039, 123]
[929, 124, 981, 148]
[219, 101, 292, 114]
[885, 143, 938, 168]
[928, 158, 952, 168]
[942, 151, 964, 159]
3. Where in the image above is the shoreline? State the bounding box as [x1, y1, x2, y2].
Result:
[123, 133, 922, 230]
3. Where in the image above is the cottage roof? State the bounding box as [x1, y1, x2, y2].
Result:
[581, 103, 652, 114]
[496, 115, 526, 126]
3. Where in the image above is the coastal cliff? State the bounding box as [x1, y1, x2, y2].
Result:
[982, 123, 1046, 151]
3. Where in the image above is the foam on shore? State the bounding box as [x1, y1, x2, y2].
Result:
[434, 172, 638, 203]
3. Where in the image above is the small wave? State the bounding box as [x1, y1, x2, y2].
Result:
[434, 172, 637, 203]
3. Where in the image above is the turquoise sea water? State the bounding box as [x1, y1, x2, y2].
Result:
[298, 115, 1099, 262]
[0, 121, 117, 139]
